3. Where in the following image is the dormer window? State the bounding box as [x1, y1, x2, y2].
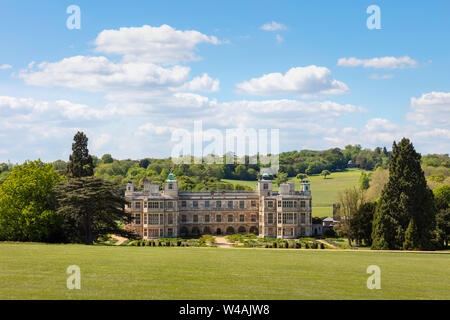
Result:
[168, 183, 173, 190]
[263, 183, 268, 190]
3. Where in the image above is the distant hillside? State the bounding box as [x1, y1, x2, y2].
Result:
[224, 168, 362, 217]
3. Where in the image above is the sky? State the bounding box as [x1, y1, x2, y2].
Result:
[0, 0, 449, 163]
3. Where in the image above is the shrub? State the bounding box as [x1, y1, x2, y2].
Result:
[320, 243, 325, 249]
[273, 242, 278, 248]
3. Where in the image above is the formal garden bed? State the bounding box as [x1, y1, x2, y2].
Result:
[103, 233, 350, 250]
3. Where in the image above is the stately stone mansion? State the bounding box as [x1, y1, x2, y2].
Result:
[124, 173, 312, 239]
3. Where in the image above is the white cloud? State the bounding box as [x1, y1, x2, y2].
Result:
[19, 56, 190, 92]
[0, 64, 12, 70]
[337, 56, 418, 69]
[261, 21, 286, 31]
[236, 66, 349, 96]
[0, 96, 106, 121]
[365, 118, 398, 132]
[222, 99, 364, 116]
[92, 133, 111, 151]
[181, 73, 220, 92]
[137, 123, 173, 135]
[406, 91, 450, 127]
[94, 24, 220, 64]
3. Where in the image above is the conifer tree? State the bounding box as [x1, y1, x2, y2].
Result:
[372, 138, 435, 250]
[403, 218, 420, 250]
[54, 177, 134, 245]
[66, 131, 94, 178]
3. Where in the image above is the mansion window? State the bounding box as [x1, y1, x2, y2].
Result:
[263, 183, 268, 190]
[239, 214, 245, 222]
[133, 213, 141, 225]
[167, 201, 174, 209]
[228, 215, 233, 222]
[251, 200, 256, 207]
[300, 201, 306, 208]
[301, 213, 306, 224]
[228, 201, 233, 208]
[267, 201, 273, 208]
[181, 215, 187, 223]
[267, 213, 274, 224]
[135, 202, 141, 209]
[278, 201, 282, 207]
[168, 214, 173, 225]
[193, 201, 198, 208]
[216, 201, 221, 208]
[148, 201, 160, 209]
[282, 213, 294, 224]
[283, 228, 294, 236]
[205, 215, 210, 223]
[168, 183, 173, 190]
[239, 201, 245, 209]
[181, 201, 187, 207]
[167, 228, 173, 237]
[148, 214, 161, 225]
[144, 229, 148, 237]
[148, 229, 160, 238]
[216, 215, 222, 222]
[282, 201, 294, 208]
[251, 214, 257, 222]
[126, 202, 131, 209]
[205, 200, 210, 208]
[193, 215, 198, 223]
[144, 202, 148, 209]
[144, 214, 148, 225]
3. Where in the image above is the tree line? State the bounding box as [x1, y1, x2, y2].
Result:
[0, 132, 135, 245]
[334, 138, 449, 250]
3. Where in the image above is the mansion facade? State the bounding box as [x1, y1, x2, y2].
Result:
[124, 174, 312, 239]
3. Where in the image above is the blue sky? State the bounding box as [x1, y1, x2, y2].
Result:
[0, 0, 449, 163]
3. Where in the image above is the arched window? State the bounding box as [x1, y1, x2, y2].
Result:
[226, 226, 235, 235]
[204, 227, 212, 234]
[238, 226, 246, 234]
[191, 227, 200, 236]
[249, 226, 259, 235]
[180, 227, 189, 236]
[216, 228, 222, 235]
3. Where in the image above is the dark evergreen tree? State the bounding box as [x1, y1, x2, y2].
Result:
[435, 208, 450, 248]
[66, 131, 94, 178]
[372, 138, 436, 250]
[350, 201, 376, 246]
[54, 177, 134, 245]
[403, 218, 420, 250]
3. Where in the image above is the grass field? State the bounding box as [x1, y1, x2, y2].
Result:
[1, 243, 449, 300]
[223, 169, 362, 217]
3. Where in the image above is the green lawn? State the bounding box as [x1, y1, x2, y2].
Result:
[0, 243, 449, 299]
[223, 169, 362, 217]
